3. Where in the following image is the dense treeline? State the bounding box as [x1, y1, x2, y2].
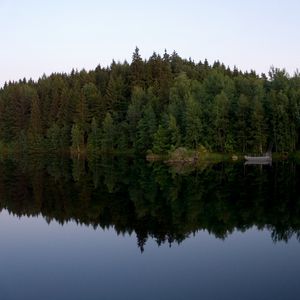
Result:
[1, 156, 300, 251]
[1, 48, 300, 154]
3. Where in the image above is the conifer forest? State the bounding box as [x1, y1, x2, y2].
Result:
[1, 48, 300, 155]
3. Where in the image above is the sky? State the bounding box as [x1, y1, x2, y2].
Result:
[1, 0, 300, 86]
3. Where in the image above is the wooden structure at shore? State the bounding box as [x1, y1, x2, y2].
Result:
[244, 151, 272, 165]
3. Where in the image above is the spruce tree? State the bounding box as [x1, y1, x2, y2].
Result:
[101, 112, 115, 152]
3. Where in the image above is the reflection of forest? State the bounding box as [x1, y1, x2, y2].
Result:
[0, 155, 300, 251]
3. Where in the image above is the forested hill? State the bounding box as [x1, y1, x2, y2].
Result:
[1, 48, 300, 154]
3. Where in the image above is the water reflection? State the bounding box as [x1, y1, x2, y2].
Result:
[0, 155, 299, 251]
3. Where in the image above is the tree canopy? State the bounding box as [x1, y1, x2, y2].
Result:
[1, 50, 300, 154]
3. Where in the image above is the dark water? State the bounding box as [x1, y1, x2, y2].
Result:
[0, 156, 300, 300]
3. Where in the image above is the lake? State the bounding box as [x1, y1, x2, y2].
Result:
[0, 156, 299, 300]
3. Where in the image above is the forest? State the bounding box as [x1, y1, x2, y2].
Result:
[1, 48, 300, 155]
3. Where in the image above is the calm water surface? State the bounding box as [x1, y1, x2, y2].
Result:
[0, 156, 299, 300]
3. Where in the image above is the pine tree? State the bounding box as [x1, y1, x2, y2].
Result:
[213, 92, 230, 152]
[74, 91, 90, 135]
[28, 89, 44, 150]
[71, 123, 84, 153]
[105, 73, 128, 121]
[153, 125, 169, 154]
[235, 94, 250, 152]
[184, 97, 202, 149]
[101, 112, 115, 152]
[82, 83, 102, 121]
[130, 47, 145, 88]
[136, 104, 156, 151]
[126, 87, 144, 147]
[251, 98, 267, 153]
[88, 117, 101, 151]
[168, 73, 192, 134]
[269, 91, 291, 152]
[167, 114, 181, 148]
[47, 123, 61, 151]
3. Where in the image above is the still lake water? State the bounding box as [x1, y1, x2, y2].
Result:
[0, 156, 299, 300]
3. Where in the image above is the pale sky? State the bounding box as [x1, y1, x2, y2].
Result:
[1, 0, 300, 86]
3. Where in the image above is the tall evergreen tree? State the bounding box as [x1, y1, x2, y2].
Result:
[235, 94, 250, 152]
[136, 104, 156, 151]
[101, 112, 115, 152]
[250, 98, 267, 153]
[184, 97, 202, 149]
[28, 89, 44, 150]
[130, 47, 145, 89]
[88, 117, 101, 151]
[167, 114, 181, 148]
[213, 92, 230, 152]
[71, 123, 84, 153]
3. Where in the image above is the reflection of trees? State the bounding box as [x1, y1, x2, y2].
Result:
[0, 155, 300, 251]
